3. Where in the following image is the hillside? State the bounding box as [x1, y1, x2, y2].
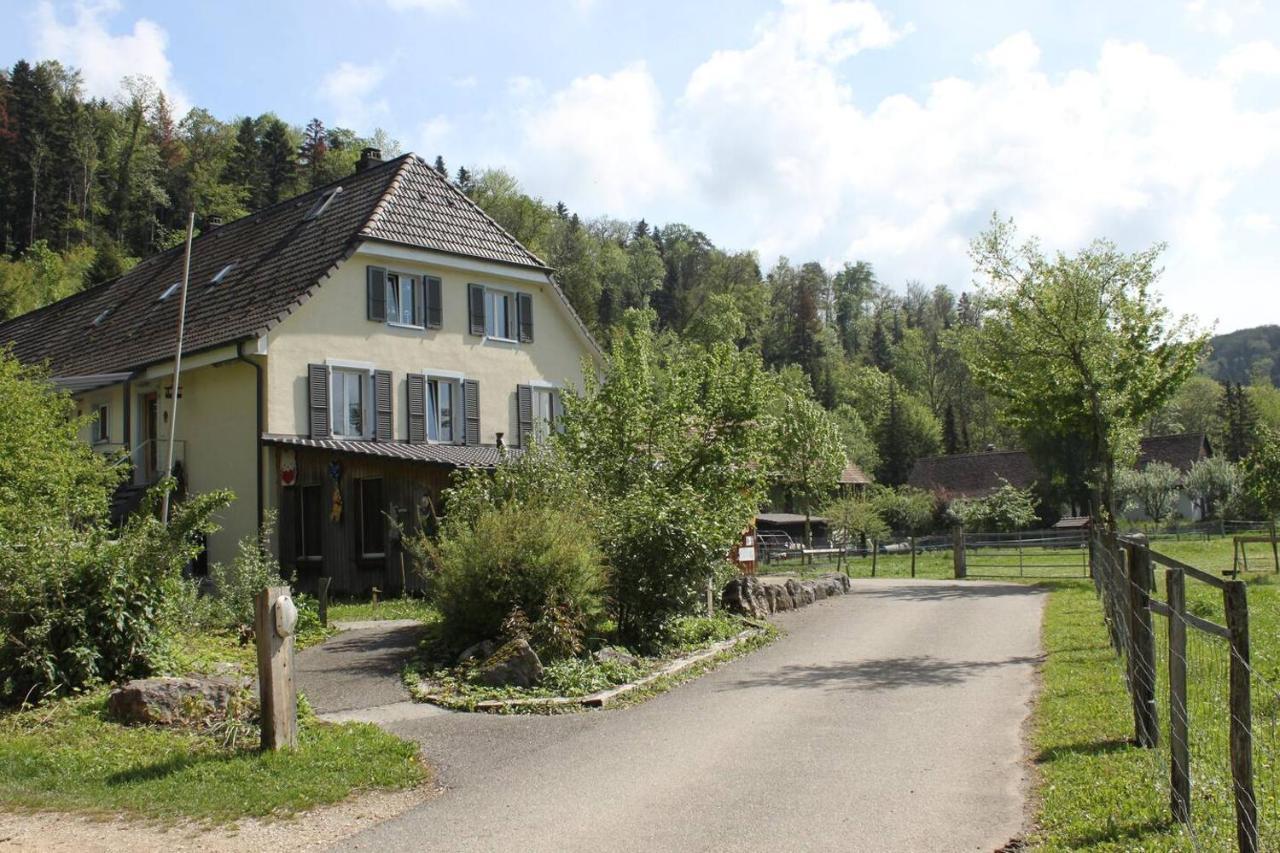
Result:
[1206, 325, 1280, 386]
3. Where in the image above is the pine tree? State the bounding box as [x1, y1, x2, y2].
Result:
[299, 118, 327, 188]
[224, 117, 262, 207]
[877, 380, 913, 485]
[943, 403, 960, 454]
[84, 240, 125, 286]
[869, 312, 892, 371]
[433, 154, 446, 176]
[454, 166, 472, 194]
[1220, 381, 1260, 462]
[257, 116, 297, 205]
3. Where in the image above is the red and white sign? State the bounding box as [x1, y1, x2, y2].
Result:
[279, 449, 297, 486]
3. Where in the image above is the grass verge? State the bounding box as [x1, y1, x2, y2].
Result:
[0, 692, 425, 823]
[328, 597, 441, 623]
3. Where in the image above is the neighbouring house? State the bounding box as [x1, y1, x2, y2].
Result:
[907, 433, 1213, 522]
[0, 149, 600, 595]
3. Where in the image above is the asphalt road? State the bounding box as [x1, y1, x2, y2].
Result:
[333, 579, 1046, 853]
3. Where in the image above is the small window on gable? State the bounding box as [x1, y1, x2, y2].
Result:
[485, 289, 516, 340]
[158, 281, 182, 302]
[304, 186, 343, 221]
[210, 263, 235, 285]
[386, 273, 423, 327]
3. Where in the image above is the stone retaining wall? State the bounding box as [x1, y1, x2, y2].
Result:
[720, 573, 851, 619]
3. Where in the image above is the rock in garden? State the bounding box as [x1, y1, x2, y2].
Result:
[798, 581, 818, 606]
[594, 647, 639, 667]
[721, 576, 771, 618]
[771, 585, 795, 611]
[107, 676, 242, 725]
[785, 578, 812, 608]
[457, 638, 499, 665]
[473, 639, 544, 688]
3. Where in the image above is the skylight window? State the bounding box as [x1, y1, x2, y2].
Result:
[91, 307, 111, 327]
[210, 263, 235, 285]
[158, 281, 182, 302]
[304, 186, 343, 221]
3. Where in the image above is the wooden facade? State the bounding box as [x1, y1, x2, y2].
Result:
[274, 447, 453, 596]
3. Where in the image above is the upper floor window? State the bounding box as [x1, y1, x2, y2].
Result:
[387, 273, 421, 327]
[427, 377, 459, 443]
[332, 368, 367, 438]
[367, 266, 441, 329]
[469, 283, 533, 343]
[485, 289, 516, 341]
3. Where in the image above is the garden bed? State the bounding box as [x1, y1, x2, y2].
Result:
[404, 615, 776, 714]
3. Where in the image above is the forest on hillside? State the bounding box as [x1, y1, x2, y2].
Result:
[2, 59, 1278, 487]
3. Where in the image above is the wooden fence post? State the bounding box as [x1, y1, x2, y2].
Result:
[1125, 536, 1159, 748]
[1270, 522, 1278, 574]
[953, 527, 966, 579]
[1166, 567, 1191, 823]
[317, 576, 331, 628]
[871, 540, 878, 578]
[910, 535, 916, 578]
[254, 586, 298, 751]
[1225, 580, 1258, 853]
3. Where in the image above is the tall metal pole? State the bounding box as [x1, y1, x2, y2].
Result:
[161, 211, 195, 524]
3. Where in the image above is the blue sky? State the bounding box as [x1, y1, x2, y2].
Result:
[4, 0, 1279, 333]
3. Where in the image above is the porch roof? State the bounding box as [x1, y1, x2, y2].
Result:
[262, 434, 517, 469]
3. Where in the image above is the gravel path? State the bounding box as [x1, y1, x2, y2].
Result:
[333, 578, 1047, 852]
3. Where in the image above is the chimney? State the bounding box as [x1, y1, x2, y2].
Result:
[205, 215, 224, 231]
[356, 147, 382, 173]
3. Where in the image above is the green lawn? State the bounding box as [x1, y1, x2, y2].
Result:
[0, 693, 425, 823]
[327, 596, 441, 623]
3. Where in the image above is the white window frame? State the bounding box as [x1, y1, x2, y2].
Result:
[528, 380, 561, 442]
[385, 270, 423, 329]
[326, 359, 375, 440]
[424, 369, 465, 445]
[484, 286, 519, 343]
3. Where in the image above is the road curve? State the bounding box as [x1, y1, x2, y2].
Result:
[334, 578, 1046, 853]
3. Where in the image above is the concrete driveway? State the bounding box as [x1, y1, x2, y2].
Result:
[333, 579, 1046, 853]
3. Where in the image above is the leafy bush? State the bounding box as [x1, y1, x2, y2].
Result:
[427, 502, 605, 657]
[948, 476, 1039, 532]
[197, 512, 287, 629]
[871, 485, 937, 538]
[540, 656, 644, 695]
[663, 613, 744, 651]
[1, 485, 231, 705]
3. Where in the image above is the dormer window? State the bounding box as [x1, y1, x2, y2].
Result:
[210, 263, 235, 285]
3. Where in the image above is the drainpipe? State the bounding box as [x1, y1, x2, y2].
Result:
[236, 340, 265, 530]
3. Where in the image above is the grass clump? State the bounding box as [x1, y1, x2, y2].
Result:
[0, 691, 425, 822]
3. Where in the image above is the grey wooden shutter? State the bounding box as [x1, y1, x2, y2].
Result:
[412, 278, 425, 327]
[407, 373, 427, 444]
[374, 370, 393, 441]
[468, 284, 485, 336]
[463, 379, 480, 446]
[517, 292, 533, 343]
[308, 363, 331, 438]
[426, 277, 443, 328]
[367, 266, 387, 322]
[516, 384, 533, 448]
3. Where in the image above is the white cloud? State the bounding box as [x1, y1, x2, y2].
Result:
[318, 61, 389, 130]
[518, 62, 680, 210]
[1218, 40, 1280, 79]
[31, 0, 189, 112]
[1185, 0, 1262, 36]
[492, 0, 1280, 331]
[507, 75, 543, 97]
[451, 74, 479, 89]
[417, 115, 454, 155]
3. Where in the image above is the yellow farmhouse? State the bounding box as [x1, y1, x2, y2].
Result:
[0, 149, 600, 594]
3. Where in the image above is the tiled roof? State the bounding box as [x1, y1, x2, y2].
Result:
[1137, 433, 1210, 473]
[361, 157, 547, 269]
[262, 434, 518, 469]
[909, 433, 1212, 499]
[0, 154, 552, 377]
[839, 461, 872, 485]
[908, 449, 1039, 499]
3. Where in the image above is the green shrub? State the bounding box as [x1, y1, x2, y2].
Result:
[540, 656, 643, 695]
[427, 503, 605, 657]
[198, 513, 287, 629]
[1, 485, 231, 706]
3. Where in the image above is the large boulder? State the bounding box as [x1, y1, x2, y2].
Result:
[594, 647, 639, 668]
[816, 574, 847, 598]
[472, 639, 544, 688]
[770, 584, 795, 612]
[785, 578, 814, 608]
[107, 676, 243, 725]
[457, 638, 499, 665]
[721, 576, 771, 619]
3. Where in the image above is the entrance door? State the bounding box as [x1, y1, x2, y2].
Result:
[141, 392, 159, 482]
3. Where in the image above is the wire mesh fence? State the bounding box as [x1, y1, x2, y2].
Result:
[1089, 530, 1279, 851]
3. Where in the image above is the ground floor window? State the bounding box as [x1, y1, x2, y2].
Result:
[358, 477, 386, 558]
[532, 386, 560, 442]
[94, 404, 109, 442]
[295, 483, 322, 560]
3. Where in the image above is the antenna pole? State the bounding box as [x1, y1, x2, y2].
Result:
[161, 211, 196, 525]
